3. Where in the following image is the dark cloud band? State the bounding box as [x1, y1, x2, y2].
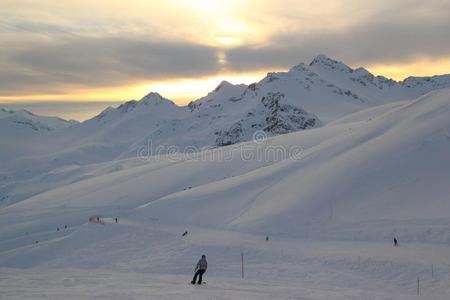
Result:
[225, 12, 450, 72]
[0, 35, 221, 95]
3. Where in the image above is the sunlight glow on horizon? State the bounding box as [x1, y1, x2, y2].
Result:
[0, 71, 269, 106]
[367, 58, 450, 81]
[144, 72, 269, 104]
[2, 59, 450, 107]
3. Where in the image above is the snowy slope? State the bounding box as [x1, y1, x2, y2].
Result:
[139, 89, 450, 241]
[0, 84, 319, 206]
[0, 109, 78, 170]
[2, 55, 450, 209]
[2, 88, 450, 242]
[1, 89, 450, 299]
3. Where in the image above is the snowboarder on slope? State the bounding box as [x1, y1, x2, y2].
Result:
[191, 255, 207, 284]
[394, 237, 398, 246]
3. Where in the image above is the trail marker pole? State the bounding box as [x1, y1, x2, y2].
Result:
[241, 251, 244, 279]
[417, 276, 420, 296]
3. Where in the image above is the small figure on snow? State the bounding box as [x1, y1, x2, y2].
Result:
[191, 255, 207, 284]
[394, 237, 398, 246]
[266, 235, 269, 241]
[115, 218, 118, 223]
[182, 230, 188, 237]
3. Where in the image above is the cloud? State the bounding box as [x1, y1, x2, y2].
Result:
[1, 0, 450, 97]
[225, 4, 450, 72]
[0, 34, 221, 95]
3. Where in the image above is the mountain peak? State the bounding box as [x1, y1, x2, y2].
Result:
[309, 54, 352, 73]
[140, 92, 175, 106]
[288, 62, 308, 73]
[141, 91, 163, 101]
[310, 54, 332, 64]
[213, 80, 234, 93]
[91, 92, 177, 122]
[354, 67, 374, 79]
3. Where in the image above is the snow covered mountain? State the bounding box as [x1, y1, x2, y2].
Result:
[17, 54, 450, 160]
[70, 80, 320, 153]
[308, 54, 450, 103]
[0, 109, 78, 170]
[1, 55, 450, 208]
[52, 55, 449, 153]
[0, 108, 78, 132]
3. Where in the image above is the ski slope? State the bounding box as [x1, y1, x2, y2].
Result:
[1, 88, 450, 299]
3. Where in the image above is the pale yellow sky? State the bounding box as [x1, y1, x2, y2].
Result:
[1, 0, 449, 105]
[0, 71, 268, 105]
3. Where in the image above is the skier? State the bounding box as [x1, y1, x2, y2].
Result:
[182, 230, 188, 236]
[191, 255, 207, 284]
[394, 237, 398, 246]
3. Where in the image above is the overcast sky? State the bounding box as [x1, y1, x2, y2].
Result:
[1, 0, 449, 104]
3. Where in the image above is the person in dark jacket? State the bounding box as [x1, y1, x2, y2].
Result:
[191, 255, 207, 284]
[394, 237, 398, 246]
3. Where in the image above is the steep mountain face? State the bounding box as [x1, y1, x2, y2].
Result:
[214, 92, 319, 146]
[185, 80, 320, 147]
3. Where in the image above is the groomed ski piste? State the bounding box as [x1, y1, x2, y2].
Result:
[1, 88, 450, 299]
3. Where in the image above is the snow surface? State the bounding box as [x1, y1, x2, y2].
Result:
[0, 109, 78, 168]
[1, 86, 450, 299]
